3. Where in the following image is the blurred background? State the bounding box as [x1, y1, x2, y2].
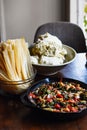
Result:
[0, 0, 87, 45]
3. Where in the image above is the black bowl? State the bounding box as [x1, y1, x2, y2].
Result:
[21, 77, 87, 120]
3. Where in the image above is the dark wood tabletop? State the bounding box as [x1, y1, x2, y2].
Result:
[0, 53, 87, 130]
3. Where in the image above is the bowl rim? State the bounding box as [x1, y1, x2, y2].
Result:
[32, 44, 77, 67]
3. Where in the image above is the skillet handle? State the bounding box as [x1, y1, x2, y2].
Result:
[20, 93, 35, 108]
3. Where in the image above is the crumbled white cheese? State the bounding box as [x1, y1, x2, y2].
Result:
[37, 32, 62, 48]
[30, 56, 38, 64]
[40, 56, 64, 65]
[30, 32, 67, 65]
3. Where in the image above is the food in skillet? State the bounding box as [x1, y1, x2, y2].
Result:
[28, 81, 87, 113]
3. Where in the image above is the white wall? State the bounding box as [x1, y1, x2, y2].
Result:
[3, 0, 61, 45]
[70, 0, 78, 24]
[70, 0, 84, 27]
[70, 0, 86, 40]
[0, 0, 6, 41]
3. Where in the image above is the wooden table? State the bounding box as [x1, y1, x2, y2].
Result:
[0, 53, 87, 130]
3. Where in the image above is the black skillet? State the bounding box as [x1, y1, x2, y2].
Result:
[21, 77, 87, 120]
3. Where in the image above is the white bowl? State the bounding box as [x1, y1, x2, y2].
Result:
[32, 45, 77, 76]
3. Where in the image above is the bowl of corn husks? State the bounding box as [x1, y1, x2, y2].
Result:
[0, 38, 36, 94]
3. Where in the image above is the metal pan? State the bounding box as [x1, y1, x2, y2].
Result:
[21, 77, 87, 120]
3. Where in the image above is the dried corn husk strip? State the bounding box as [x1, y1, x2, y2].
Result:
[14, 40, 23, 79]
[8, 48, 19, 80]
[0, 69, 10, 81]
[2, 49, 15, 80]
[21, 38, 34, 77]
[16, 39, 28, 79]
[0, 53, 6, 73]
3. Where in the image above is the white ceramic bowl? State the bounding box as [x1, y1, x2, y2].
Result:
[32, 45, 77, 76]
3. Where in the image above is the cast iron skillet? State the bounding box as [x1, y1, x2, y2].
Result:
[21, 77, 87, 120]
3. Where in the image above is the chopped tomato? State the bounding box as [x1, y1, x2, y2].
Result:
[55, 104, 61, 109]
[57, 94, 63, 98]
[29, 92, 36, 98]
[70, 107, 78, 112]
[67, 105, 78, 112]
[67, 99, 75, 103]
[46, 98, 53, 102]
